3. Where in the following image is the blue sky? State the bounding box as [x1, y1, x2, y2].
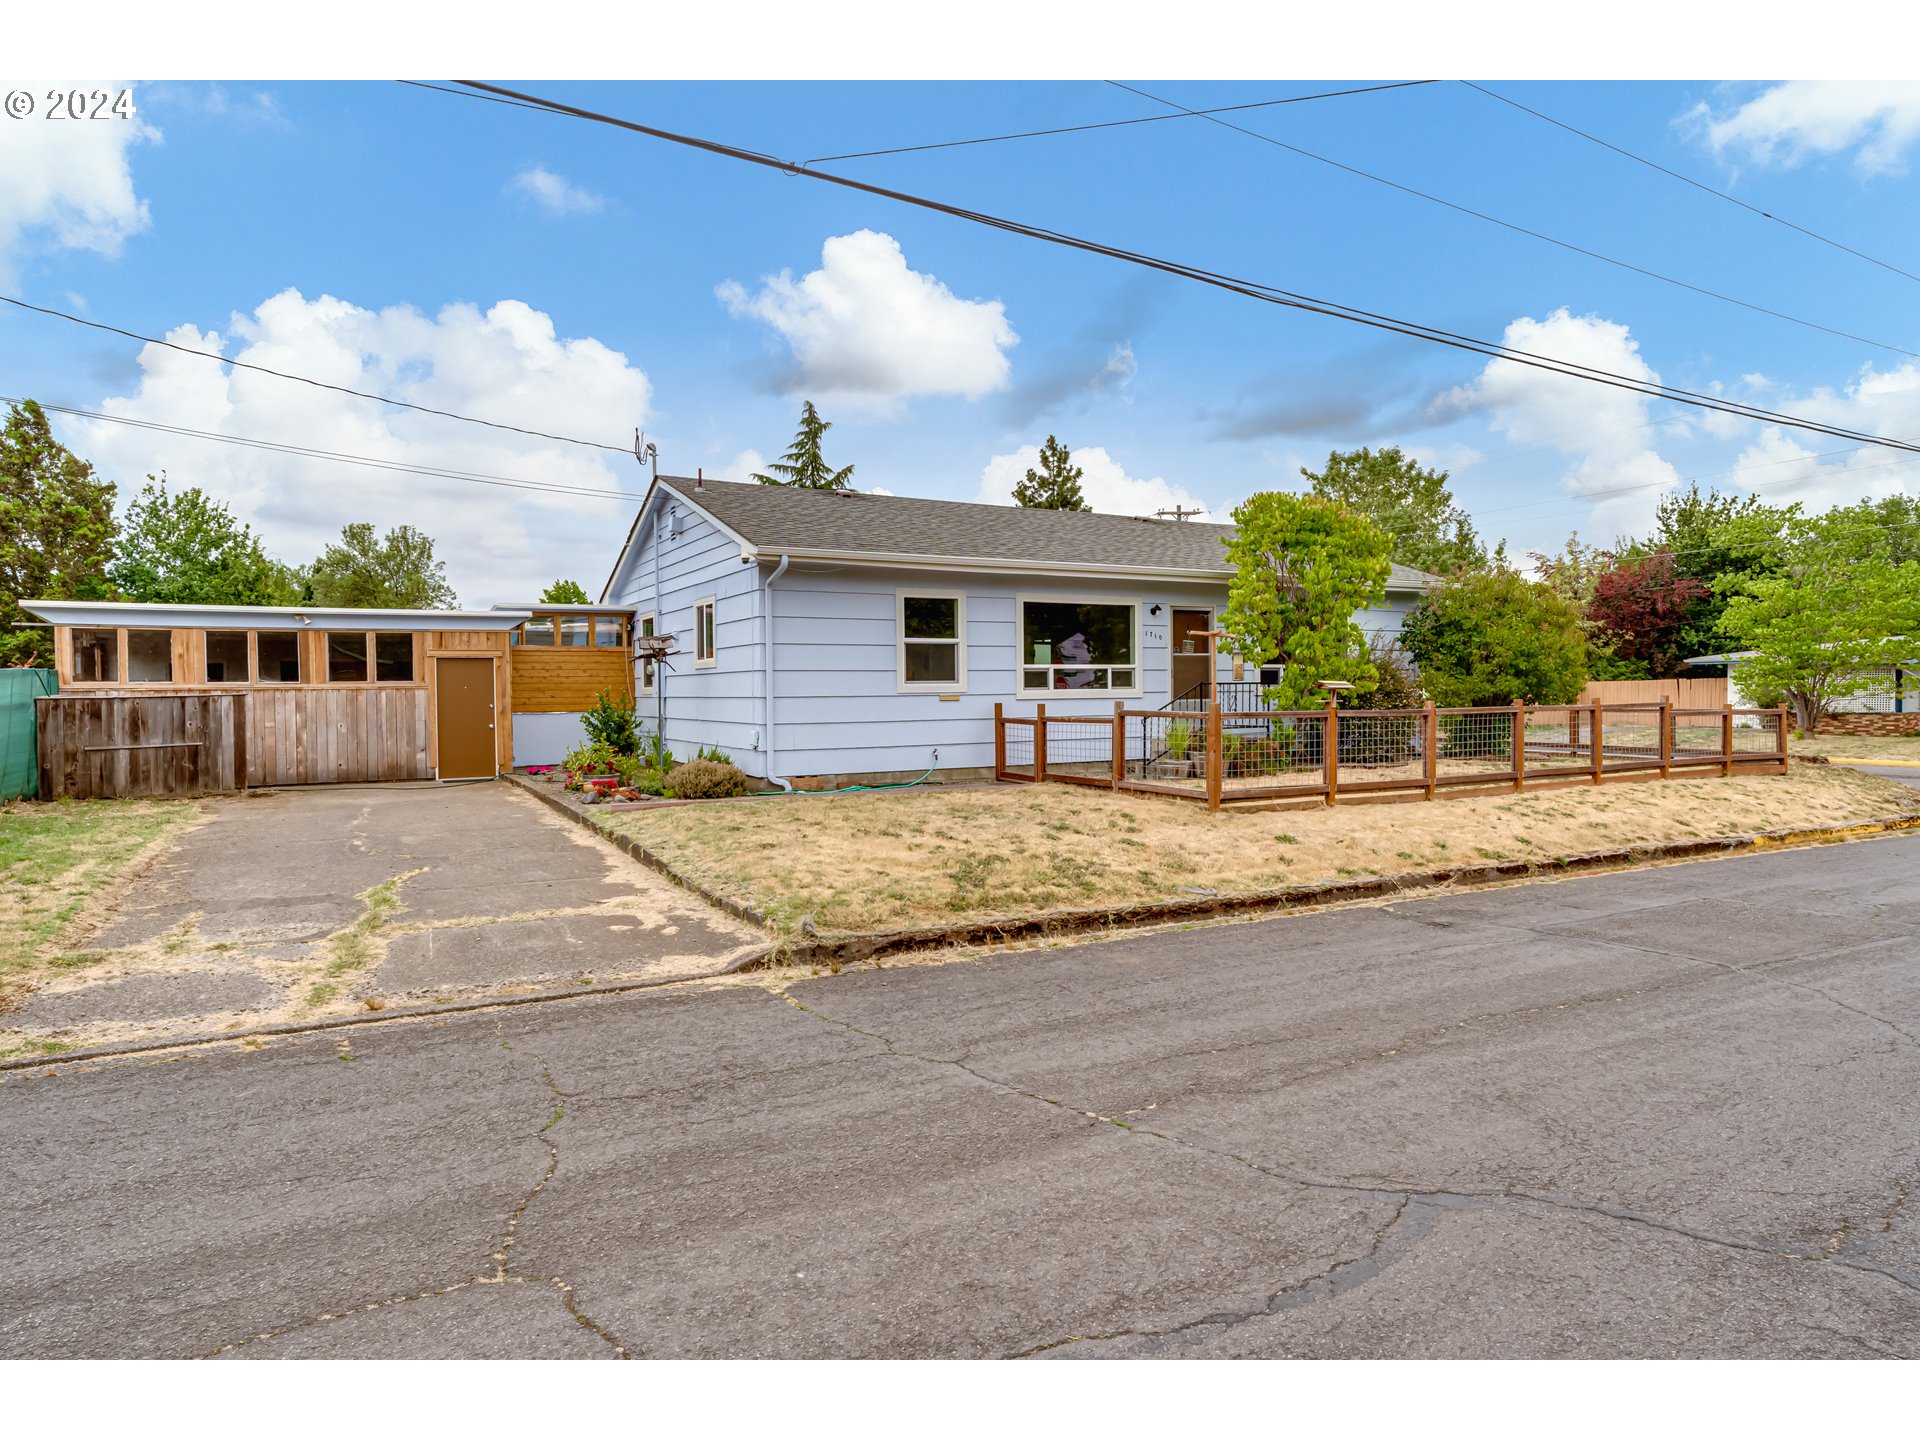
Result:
[5, 77, 1920, 603]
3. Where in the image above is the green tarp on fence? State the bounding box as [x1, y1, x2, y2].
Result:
[0, 669, 57, 800]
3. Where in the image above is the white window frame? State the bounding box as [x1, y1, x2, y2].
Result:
[895, 588, 968, 694]
[694, 596, 717, 669]
[637, 611, 656, 694]
[1015, 593, 1144, 700]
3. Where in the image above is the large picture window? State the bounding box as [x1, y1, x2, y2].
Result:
[1019, 598, 1138, 695]
[897, 591, 965, 691]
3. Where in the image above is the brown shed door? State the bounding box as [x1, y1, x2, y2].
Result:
[1171, 609, 1211, 702]
[435, 656, 497, 780]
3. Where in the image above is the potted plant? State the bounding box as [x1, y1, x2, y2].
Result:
[1152, 718, 1196, 780]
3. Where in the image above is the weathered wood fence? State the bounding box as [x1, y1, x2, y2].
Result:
[994, 699, 1789, 811]
[35, 688, 432, 799]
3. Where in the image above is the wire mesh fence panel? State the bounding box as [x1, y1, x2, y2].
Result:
[1001, 718, 1036, 779]
[1731, 709, 1785, 756]
[1521, 705, 1593, 778]
[1670, 709, 1725, 766]
[1220, 711, 1329, 795]
[1435, 708, 1519, 783]
[1597, 702, 1664, 770]
[1125, 708, 1204, 790]
[1334, 709, 1426, 789]
[1041, 717, 1116, 785]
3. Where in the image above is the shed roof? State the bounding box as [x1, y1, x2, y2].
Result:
[656, 476, 1437, 590]
[24, 600, 529, 632]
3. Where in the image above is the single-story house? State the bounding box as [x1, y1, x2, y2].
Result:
[598, 475, 1436, 787]
[1687, 649, 1918, 735]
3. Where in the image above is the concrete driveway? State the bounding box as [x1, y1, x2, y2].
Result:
[3, 834, 1917, 1358]
[2, 782, 764, 1053]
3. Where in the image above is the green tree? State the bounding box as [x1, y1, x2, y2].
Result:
[1648, 483, 1772, 659]
[751, 401, 854, 489]
[540, 579, 591, 604]
[1399, 570, 1589, 706]
[0, 399, 117, 667]
[1012, 435, 1088, 511]
[1528, 531, 1646, 676]
[1714, 501, 1920, 732]
[110, 474, 285, 606]
[1219, 492, 1393, 709]
[305, 523, 458, 609]
[1301, 446, 1501, 577]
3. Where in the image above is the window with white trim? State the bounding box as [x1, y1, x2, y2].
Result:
[897, 591, 966, 691]
[1018, 598, 1139, 695]
[694, 597, 716, 668]
[637, 613, 656, 693]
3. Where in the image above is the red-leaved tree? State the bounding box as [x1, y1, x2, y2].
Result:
[1588, 549, 1710, 677]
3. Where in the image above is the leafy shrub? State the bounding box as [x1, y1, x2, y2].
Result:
[581, 688, 639, 754]
[1164, 718, 1194, 759]
[637, 730, 672, 771]
[562, 741, 623, 778]
[628, 768, 667, 797]
[663, 759, 751, 799]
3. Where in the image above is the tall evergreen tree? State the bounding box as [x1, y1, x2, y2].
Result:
[0, 399, 117, 667]
[1012, 435, 1089, 511]
[751, 401, 854, 489]
[1301, 446, 1500, 576]
[111, 474, 285, 606]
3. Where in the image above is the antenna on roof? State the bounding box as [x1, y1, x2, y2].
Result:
[1155, 505, 1203, 522]
[634, 429, 658, 479]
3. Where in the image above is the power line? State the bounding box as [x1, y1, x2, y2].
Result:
[10, 396, 646, 504]
[0, 295, 632, 455]
[799, 80, 1438, 165]
[1105, 80, 1920, 362]
[426, 80, 1920, 458]
[1458, 81, 1920, 289]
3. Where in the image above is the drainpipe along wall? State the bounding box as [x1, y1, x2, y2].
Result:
[763, 553, 792, 791]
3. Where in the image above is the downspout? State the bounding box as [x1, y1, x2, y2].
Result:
[763, 552, 793, 791]
[653, 509, 666, 745]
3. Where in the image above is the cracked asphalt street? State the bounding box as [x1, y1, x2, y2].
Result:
[4, 834, 1918, 1359]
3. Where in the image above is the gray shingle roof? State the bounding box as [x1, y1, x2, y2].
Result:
[660, 476, 1436, 590]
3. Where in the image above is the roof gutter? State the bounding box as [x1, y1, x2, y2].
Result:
[736, 547, 1435, 591]
[763, 553, 792, 791]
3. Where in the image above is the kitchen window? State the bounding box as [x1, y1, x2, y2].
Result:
[897, 591, 966, 691]
[1018, 598, 1139, 695]
[694, 598, 716, 668]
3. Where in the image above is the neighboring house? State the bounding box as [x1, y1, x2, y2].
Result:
[1687, 649, 1918, 732]
[598, 475, 1436, 787]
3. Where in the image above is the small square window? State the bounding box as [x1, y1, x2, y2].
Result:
[594, 615, 625, 648]
[257, 631, 301, 683]
[205, 631, 250, 684]
[559, 616, 590, 647]
[519, 619, 556, 646]
[127, 629, 173, 683]
[375, 633, 414, 682]
[73, 628, 119, 682]
[328, 632, 369, 683]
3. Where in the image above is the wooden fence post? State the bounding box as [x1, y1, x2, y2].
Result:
[1424, 701, 1437, 801]
[1512, 699, 1525, 792]
[1591, 703, 1604, 786]
[1777, 703, 1790, 773]
[1324, 701, 1339, 806]
[1112, 700, 1125, 789]
[1722, 705, 1734, 777]
[1034, 702, 1047, 784]
[1659, 697, 1671, 780]
[993, 702, 1006, 781]
[1206, 696, 1223, 811]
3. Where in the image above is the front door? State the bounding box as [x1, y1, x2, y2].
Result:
[1171, 609, 1211, 704]
[435, 656, 497, 780]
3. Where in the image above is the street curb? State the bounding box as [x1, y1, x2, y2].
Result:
[0, 942, 779, 1075]
[1824, 757, 1920, 769]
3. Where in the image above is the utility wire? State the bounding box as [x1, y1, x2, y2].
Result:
[429, 81, 1920, 458]
[799, 80, 1438, 165]
[0, 295, 632, 455]
[1106, 80, 1920, 361]
[10, 396, 646, 503]
[1458, 81, 1920, 288]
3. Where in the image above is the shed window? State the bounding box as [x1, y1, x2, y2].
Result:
[73, 628, 119, 682]
[257, 631, 301, 683]
[205, 631, 250, 684]
[328, 632, 369, 683]
[1019, 599, 1138, 694]
[559, 616, 590, 647]
[594, 615, 625, 648]
[898, 592, 965, 690]
[518, 618, 556, 646]
[127, 629, 174, 683]
[374, 632, 414, 682]
[694, 598, 716, 667]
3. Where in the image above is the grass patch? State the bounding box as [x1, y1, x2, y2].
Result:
[0, 798, 197, 985]
[1792, 732, 1920, 763]
[603, 763, 1918, 937]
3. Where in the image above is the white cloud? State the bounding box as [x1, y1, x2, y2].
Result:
[717, 229, 1017, 414]
[507, 165, 606, 217]
[1437, 307, 1680, 537]
[976, 444, 1212, 519]
[1094, 342, 1136, 394]
[1723, 360, 1920, 510]
[0, 83, 158, 281]
[709, 448, 766, 484]
[74, 288, 652, 605]
[1688, 81, 1920, 175]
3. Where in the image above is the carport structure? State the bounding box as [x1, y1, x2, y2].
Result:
[27, 599, 531, 792]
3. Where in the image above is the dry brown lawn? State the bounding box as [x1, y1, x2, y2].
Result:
[608, 762, 1918, 937]
[1791, 732, 1920, 763]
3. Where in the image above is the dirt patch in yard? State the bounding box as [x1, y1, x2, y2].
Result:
[606, 763, 1920, 937]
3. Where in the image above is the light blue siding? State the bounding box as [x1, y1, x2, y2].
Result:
[514, 711, 587, 768]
